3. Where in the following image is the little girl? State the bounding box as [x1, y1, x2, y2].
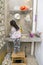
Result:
[10, 20, 21, 53]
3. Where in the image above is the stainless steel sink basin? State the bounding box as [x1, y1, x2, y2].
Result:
[21, 34, 29, 39]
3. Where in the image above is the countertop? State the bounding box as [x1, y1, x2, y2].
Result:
[4, 34, 41, 42]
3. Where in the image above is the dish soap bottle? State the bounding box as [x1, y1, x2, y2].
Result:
[20, 26, 23, 33]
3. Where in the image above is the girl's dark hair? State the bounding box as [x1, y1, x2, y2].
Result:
[10, 20, 19, 31]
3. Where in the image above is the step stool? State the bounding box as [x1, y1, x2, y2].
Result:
[11, 52, 27, 65]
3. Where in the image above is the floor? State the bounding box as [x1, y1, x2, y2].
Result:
[27, 56, 38, 65]
[2, 53, 38, 65]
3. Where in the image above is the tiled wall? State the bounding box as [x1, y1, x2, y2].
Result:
[9, 0, 32, 10]
[21, 42, 31, 55]
[6, 0, 33, 35]
[0, 0, 33, 61]
[0, 0, 33, 58]
[0, 0, 6, 50]
[0, 0, 7, 64]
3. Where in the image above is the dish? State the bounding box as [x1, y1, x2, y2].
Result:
[25, 14, 31, 22]
[20, 6, 28, 11]
[14, 13, 20, 20]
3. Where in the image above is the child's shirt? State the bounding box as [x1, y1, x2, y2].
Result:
[10, 27, 21, 39]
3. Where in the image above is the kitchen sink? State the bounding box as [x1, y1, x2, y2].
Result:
[21, 34, 29, 39]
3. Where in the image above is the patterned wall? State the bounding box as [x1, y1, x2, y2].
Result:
[6, 0, 33, 35]
[0, 0, 6, 50]
[0, 0, 7, 64]
[0, 0, 33, 50]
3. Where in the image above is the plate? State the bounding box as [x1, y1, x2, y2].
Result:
[14, 13, 20, 20]
[25, 14, 31, 22]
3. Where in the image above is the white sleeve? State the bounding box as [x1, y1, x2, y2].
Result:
[10, 27, 16, 36]
[15, 30, 21, 38]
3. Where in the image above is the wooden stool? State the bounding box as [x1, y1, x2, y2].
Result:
[11, 52, 26, 65]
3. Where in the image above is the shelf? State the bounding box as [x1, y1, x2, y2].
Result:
[9, 8, 32, 14]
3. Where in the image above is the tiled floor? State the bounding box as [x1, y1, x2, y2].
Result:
[2, 53, 38, 65]
[27, 56, 38, 65]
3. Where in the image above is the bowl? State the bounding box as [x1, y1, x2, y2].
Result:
[30, 33, 34, 38]
[20, 6, 28, 11]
